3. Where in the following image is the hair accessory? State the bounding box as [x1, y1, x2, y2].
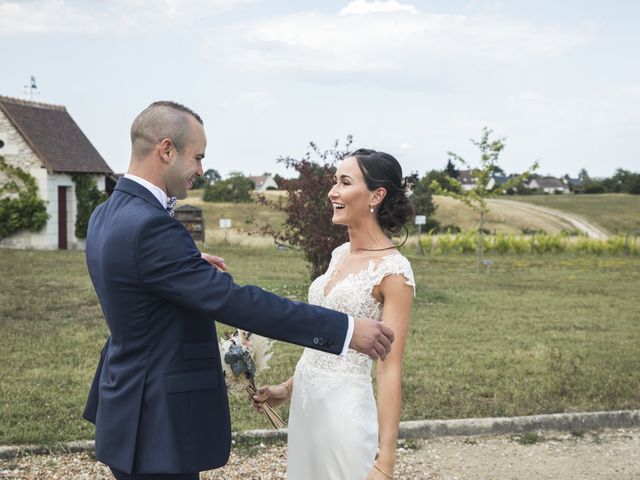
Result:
[404, 181, 414, 199]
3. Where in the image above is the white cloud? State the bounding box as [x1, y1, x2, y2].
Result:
[206, 9, 594, 80]
[340, 0, 418, 16]
[0, 0, 252, 34]
[0, 0, 105, 34]
[399, 143, 412, 149]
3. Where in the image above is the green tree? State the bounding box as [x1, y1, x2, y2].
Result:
[626, 174, 640, 194]
[608, 169, 640, 194]
[578, 168, 591, 183]
[445, 159, 460, 179]
[202, 172, 254, 203]
[409, 171, 439, 231]
[432, 127, 538, 271]
[192, 168, 221, 189]
[273, 174, 285, 189]
[424, 169, 462, 193]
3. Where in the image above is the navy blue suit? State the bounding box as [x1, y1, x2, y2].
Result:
[83, 178, 348, 475]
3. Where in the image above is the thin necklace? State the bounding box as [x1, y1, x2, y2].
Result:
[357, 245, 397, 252]
[351, 241, 396, 253]
[354, 227, 409, 252]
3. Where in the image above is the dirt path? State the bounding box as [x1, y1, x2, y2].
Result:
[489, 199, 610, 240]
[2, 428, 638, 479]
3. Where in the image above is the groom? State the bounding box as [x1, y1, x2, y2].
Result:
[83, 101, 394, 480]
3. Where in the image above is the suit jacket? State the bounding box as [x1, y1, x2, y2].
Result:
[83, 178, 347, 474]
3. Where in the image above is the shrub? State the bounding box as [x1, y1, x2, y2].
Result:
[258, 139, 351, 279]
[72, 174, 107, 239]
[203, 173, 254, 203]
[422, 232, 638, 256]
[0, 156, 49, 240]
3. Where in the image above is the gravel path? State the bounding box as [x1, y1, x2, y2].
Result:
[1, 428, 639, 479]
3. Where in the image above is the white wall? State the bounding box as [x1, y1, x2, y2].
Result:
[256, 177, 278, 191]
[40, 172, 76, 250]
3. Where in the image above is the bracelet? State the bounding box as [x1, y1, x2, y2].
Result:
[373, 463, 394, 479]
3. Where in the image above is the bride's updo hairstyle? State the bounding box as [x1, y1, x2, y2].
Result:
[350, 148, 415, 235]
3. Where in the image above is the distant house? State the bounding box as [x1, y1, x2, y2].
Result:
[563, 174, 582, 191]
[527, 177, 570, 194]
[248, 174, 278, 191]
[0, 95, 113, 250]
[457, 170, 477, 191]
[486, 174, 513, 192]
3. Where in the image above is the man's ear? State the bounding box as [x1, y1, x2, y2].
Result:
[159, 138, 174, 163]
[370, 187, 387, 208]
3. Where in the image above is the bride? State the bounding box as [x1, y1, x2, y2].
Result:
[251, 149, 415, 479]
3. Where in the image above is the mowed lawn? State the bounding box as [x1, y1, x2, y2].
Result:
[1, 247, 639, 445]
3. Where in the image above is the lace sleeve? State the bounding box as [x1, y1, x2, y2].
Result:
[372, 254, 416, 296]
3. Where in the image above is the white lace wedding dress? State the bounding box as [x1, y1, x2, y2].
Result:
[287, 242, 415, 479]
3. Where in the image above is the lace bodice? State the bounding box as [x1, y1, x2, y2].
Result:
[296, 242, 415, 385]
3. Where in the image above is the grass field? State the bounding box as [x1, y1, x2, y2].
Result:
[508, 194, 640, 234]
[181, 190, 640, 239]
[433, 194, 640, 235]
[1, 246, 639, 445]
[181, 189, 285, 246]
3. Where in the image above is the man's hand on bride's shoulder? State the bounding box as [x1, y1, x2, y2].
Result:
[201, 253, 228, 272]
[250, 384, 291, 412]
[350, 317, 395, 361]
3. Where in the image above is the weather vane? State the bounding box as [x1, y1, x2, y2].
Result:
[24, 76, 39, 100]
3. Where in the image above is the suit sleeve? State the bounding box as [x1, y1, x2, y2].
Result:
[134, 214, 348, 354]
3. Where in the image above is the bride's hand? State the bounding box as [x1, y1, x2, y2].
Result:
[250, 384, 290, 412]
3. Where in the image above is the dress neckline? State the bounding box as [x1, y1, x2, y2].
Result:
[322, 245, 401, 299]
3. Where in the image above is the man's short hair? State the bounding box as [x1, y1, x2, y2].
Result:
[130, 101, 203, 158]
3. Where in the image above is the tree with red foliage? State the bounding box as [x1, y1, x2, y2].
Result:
[258, 137, 353, 279]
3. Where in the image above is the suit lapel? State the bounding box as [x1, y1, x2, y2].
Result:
[114, 177, 166, 213]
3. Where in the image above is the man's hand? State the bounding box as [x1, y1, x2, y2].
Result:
[350, 317, 394, 360]
[201, 253, 228, 272]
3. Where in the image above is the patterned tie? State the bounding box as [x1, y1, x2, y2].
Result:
[166, 196, 177, 217]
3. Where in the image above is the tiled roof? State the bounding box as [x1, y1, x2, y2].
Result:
[535, 178, 566, 189]
[458, 169, 476, 184]
[0, 95, 112, 174]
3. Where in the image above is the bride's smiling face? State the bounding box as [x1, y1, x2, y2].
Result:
[328, 156, 374, 226]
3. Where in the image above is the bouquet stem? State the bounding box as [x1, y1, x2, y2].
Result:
[246, 384, 286, 429]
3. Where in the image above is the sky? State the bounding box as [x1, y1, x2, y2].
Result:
[1, 0, 639, 179]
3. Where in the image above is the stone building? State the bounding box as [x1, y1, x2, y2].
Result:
[0, 95, 113, 249]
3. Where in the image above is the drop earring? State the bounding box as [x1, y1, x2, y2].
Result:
[369, 206, 374, 213]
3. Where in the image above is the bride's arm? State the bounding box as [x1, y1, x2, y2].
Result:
[372, 275, 413, 477]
